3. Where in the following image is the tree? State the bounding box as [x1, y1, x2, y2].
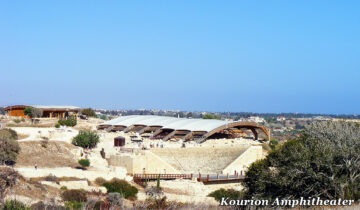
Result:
[32, 108, 43, 118]
[72, 130, 100, 149]
[81, 108, 96, 117]
[243, 121, 360, 202]
[24, 107, 33, 118]
[0, 138, 20, 165]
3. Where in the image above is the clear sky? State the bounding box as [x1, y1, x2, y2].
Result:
[1, 1, 359, 114]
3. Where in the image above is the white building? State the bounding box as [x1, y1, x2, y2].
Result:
[248, 116, 265, 123]
[277, 116, 286, 121]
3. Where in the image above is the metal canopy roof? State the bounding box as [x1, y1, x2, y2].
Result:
[101, 115, 231, 132]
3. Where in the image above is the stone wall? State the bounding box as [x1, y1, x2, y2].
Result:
[108, 151, 179, 174]
[222, 146, 263, 174]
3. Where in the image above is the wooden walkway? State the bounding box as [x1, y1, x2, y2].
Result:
[132, 172, 245, 186]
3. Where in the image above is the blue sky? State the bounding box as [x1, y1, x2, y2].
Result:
[1, 1, 359, 114]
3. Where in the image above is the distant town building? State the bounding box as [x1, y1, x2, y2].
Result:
[277, 116, 286, 121]
[248, 116, 265, 123]
[4, 105, 81, 118]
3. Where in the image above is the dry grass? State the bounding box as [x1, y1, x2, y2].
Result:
[30, 176, 85, 182]
[15, 141, 78, 168]
[7, 123, 57, 128]
[17, 133, 30, 140]
[6, 179, 61, 203]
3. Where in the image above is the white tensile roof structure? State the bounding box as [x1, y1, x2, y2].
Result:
[102, 115, 227, 132]
[100, 115, 270, 142]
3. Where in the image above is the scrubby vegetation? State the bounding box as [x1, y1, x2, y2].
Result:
[0, 167, 19, 203]
[0, 138, 20, 165]
[58, 116, 77, 127]
[269, 138, 279, 150]
[61, 189, 87, 203]
[106, 192, 124, 208]
[95, 177, 106, 186]
[64, 201, 83, 210]
[72, 130, 100, 149]
[208, 188, 243, 202]
[0, 128, 18, 141]
[1, 200, 30, 210]
[44, 174, 59, 182]
[81, 108, 96, 117]
[103, 179, 138, 199]
[78, 159, 90, 167]
[243, 121, 360, 203]
[55, 123, 60, 128]
[30, 201, 66, 210]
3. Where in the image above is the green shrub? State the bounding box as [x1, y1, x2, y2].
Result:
[81, 108, 96, 117]
[55, 123, 61, 128]
[72, 130, 100, 149]
[0, 138, 20, 165]
[58, 116, 77, 127]
[60, 186, 68, 190]
[64, 201, 84, 210]
[13, 119, 21, 124]
[0, 128, 18, 141]
[44, 174, 58, 182]
[208, 188, 243, 202]
[269, 138, 279, 150]
[103, 179, 138, 199]
[61, 189, 87, 202]
[78, 159, 90, 167]
[2, 200, 30, 210]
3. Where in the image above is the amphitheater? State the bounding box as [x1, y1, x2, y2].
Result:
[151, 147, 249, 174]
[108, 145, 263, 175]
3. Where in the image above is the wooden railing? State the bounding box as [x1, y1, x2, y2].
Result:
[132, 171, 245, 186]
